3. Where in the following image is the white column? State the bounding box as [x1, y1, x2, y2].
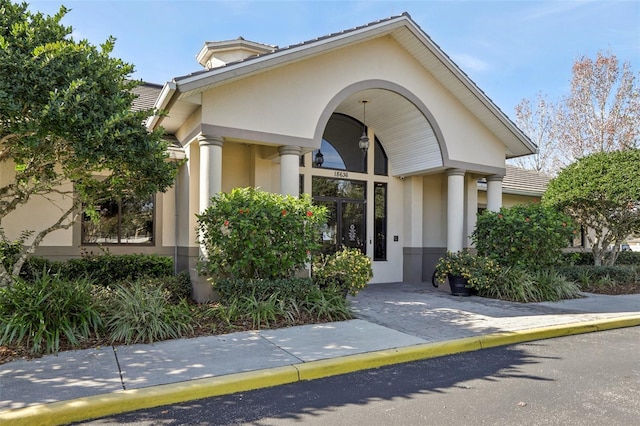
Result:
[486, 174, 504, 212]
[279, 145, 301, 197]
[447, 168, 465, 252]
[198, 134, 224, 213]
[465, 174, 478, 248]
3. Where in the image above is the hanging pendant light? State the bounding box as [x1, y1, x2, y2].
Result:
[358, 100, 370, 154]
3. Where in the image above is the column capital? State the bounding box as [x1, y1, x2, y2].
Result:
[486, 174, 505, 182]
[278, 145, 302, 156]
[197, 134, 224, 147]
[446, 168, 466, 177]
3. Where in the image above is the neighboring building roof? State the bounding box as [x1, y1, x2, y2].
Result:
[131, 82, 163, 111]
[478, 166, 551, 197]
[148, 12, 536, 159]
[130, 82, 183, 158]
[503, 166, 551, 196]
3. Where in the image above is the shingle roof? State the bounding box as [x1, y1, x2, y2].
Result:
[131, 82, 163, 111]
[502, 166, 551, 196]
[173, 14, 409, 82]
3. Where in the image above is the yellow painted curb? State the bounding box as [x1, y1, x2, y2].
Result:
[479, 315, 640, 349]
[2, 316, 639, 426]
[0, 365, 299, 426]
[296, 336, 482, 381]
[594, 315, 640, 331]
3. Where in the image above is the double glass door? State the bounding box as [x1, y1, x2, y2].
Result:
[316, 199, 365, 254]
[312, 177, 366, 255]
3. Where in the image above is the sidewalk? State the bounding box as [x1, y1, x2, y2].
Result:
[1, 282, 639, 425]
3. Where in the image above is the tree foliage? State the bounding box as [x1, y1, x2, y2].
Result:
[557, 51, 640, 165]
[512, 50, 639, 175]
[508, 92, 560, 175]
[0, 2, 178, 284]
[543, 149, 640, 266]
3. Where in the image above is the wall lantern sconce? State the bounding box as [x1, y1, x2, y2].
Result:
[314, 150, 324, 167]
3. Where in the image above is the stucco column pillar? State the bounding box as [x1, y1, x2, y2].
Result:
[198, 135, 224, 213]
[447, 168, 465, 253]
[486, 174, 504, 212]
[279, 145, 301, 197]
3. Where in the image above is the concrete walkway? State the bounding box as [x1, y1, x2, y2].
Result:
[1, 282, 639, 425]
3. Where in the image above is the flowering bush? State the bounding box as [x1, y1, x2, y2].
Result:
[312, 246, 373, 296]
[472, 203, 575, 270]
[197, 188, 327, 280]
[434, 250, 501, 291]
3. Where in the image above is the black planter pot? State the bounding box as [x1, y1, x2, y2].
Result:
[448, 274, 473, 297]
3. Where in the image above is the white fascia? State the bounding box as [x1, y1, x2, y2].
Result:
[146, 81, 177, 131]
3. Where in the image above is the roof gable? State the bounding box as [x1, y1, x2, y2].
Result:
[149, 13, 535, 158]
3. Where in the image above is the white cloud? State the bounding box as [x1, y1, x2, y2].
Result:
[450, 53, 490, 72]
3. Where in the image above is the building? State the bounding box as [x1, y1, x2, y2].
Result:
[8, 13, 543, 301]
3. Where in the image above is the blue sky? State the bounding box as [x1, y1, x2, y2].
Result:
[26, 0, 639, 120]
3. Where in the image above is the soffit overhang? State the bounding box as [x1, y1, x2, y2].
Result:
[149, 13, 536, 159]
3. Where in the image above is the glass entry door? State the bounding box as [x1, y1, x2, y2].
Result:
[313, 177, 366, 255]
[316, 199, 366, 254]
[340, 201, 365, 252]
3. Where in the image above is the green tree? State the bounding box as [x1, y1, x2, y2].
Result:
[0, 2, 178, 284]
[543, 149, 640, 266]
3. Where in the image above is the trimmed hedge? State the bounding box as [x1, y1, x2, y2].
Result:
[214, 277, 317, 304]
[562, 251, 640, 266]
[64, 254, 173, 285]
[556, 265, 640, 285]
[20, 254, 175, 286]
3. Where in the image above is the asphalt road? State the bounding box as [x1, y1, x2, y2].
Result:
[75, 327, 640, 426]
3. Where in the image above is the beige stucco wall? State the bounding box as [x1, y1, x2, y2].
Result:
[0, 160, 74, 246]
[478, 191, 540, 209]
[422, 173, 447, 247]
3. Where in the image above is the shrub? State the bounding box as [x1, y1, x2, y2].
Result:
[561, 252, 594, 266]
[132, 271, 192, 303]
[562, 251, 640, 266]
[0, 229, 31, 273]
[531, 269, 581, 301]
[0, 272, 102, 354]
[197, 188, 327, 280]
[613, 251, 640, 265]
[479, 267, 579, 303]
[214, 277, 316, 305]
[473, 203, 575, 270]
[303, 287, 352, 322]
[19, 256, 64, 281]
[64, 253, 173, 285]
[238, 292, 282, 329]
[312, 246, 373, 296]
[102, 281, 193, 344]
[434, 250, 501, 291]
[556, 265, 639, 287]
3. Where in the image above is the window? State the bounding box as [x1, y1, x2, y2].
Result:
[82, 196, 154, 245]
[313, 114, 368, 173]
[374, 138, 388, 176]
[374, 182, 387, 260]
